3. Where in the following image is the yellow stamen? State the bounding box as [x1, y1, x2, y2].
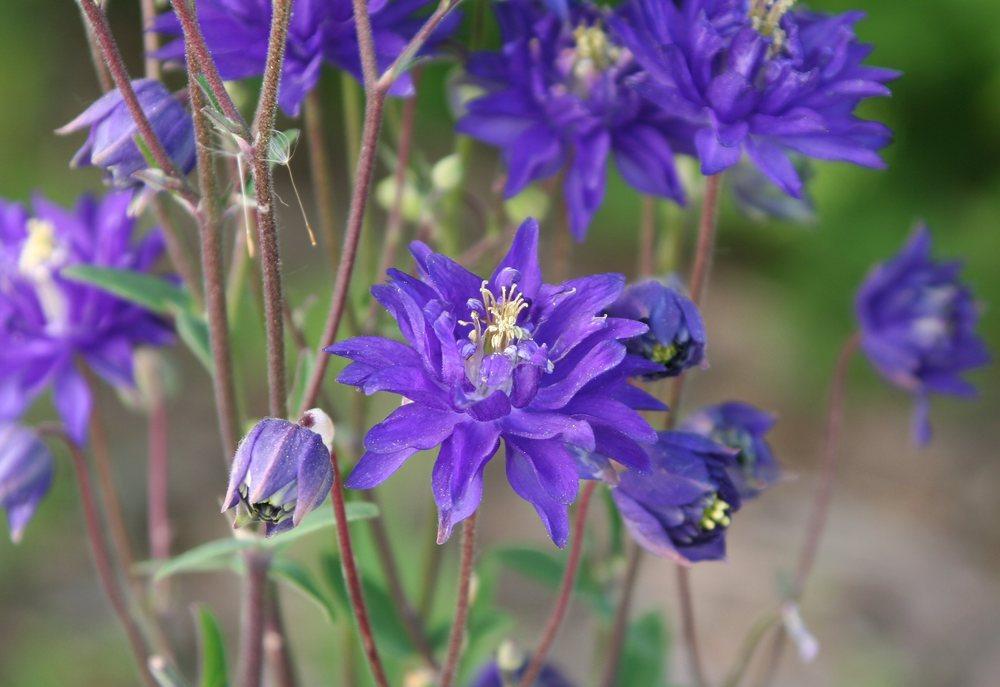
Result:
[466, 281, 530, 353]
[18, 219, 59, 275]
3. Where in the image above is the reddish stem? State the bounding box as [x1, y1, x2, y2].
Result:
[440, 512, 479, 687]
[519, 481, 598, 687]
[330, 448, 391, 687]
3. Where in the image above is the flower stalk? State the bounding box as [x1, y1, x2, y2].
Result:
[519, 481, 598, 687]
[440, 512, 479, 687]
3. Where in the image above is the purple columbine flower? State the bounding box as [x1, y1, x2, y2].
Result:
[458, 0, 687, 240]
[222, 410, 335, 536]
[612, 0, 899, 196]
[0, 424, 55, 543]
[155, 0, 459, 117]
[57, 79, 195, 188]
[328, 218, 664, 546]
[0, 192, 174, 444]
[856, 226, 989, 445]
[612, 431, 741, 564]
[605, 279, 706, 380]
[682, 401, 779, 499]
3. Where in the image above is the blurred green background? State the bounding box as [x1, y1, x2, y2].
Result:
[1, 1, 998, 686]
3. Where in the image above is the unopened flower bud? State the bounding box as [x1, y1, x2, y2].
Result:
[222, 412, 334, 536]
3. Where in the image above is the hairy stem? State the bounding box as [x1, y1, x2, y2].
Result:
[169, 0, 248, 135]
[677, 566, 708, 687]
[265, 583, 298, 687]
[249, 0, 294, 418]
[519, 482, 597, 687]
[147, 395, 171, 608]
[139, 0, 160, 79]
[440, 513, 478, 687]
[330, 449, 390, 687]
[40, 426, 155, 687]
[638, 195, 656, 277]
[187, 39, 241, 460]
[238, 551, 271, 687]
[689, 174, 724, 304]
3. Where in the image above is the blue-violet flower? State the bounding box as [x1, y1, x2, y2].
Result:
[612, 430, 741, 564]
[605, 279, 706, 380]
[222, 409, 335, 536]
[681, 401, 779, 499]
[613, 0, 899, 196]
[0, 192, 174, 443]
[328, 218, 665, 546]
[57, 79, 195, 188]
[855, 225, 989, 445]
[458, 0, 686, 239]
[0, 423, 55, 543]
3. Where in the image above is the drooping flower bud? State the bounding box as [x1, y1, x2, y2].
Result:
[855, 226, 989, 444]
[57, 79, 195, 188]
[0, 424, 55, 543]
[612, 431, 741, 564]
[222, 410, 334, 536]
[606, 280, 707, 380]
[682, 401, 780, 499]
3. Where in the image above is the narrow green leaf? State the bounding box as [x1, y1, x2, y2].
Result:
[153, 538, 251, 582]
[262, 501, 379, 550]
[175, 309, 214, 372]
[62, 264, 191, 315]
[194, 605, 230, 687]
[269, 558, 337, 623]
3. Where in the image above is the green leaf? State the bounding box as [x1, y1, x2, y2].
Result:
[193, 605, 229, 687]
[62, 264, 191, 315]
[617, 612, 670, 687]
[151, 503, 378, 581]
[262, 501, 379, 550]
[153, 538, 250, 582]
[175, 309, 214, 372]
[269, 558, 337, 624]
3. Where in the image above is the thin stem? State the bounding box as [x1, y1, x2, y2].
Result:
[352, 0, 380, 90]
[599, 543, 643, 687]
[677, 566, 708, 687]
[365, 78, 420, 331]
[187, 38, 241, 460]
[721, 613, 780, 687]
[330, 448, 391, 687]
[250, 0, 294, 419]
[792, 332, 861, 597]
[238, 551, 271, 687]
[39, 426, 155, 687]
[440, 513, 478, 687]
[147, 395, 171, 608]
[303, 91, 340, 270]
[169, 0, 248, 135]
[417, 506, 446, 619]
[79, 1, 113, 93]
[519, 482, 597, 687]
[265, 583, 298, 687]
[76, 0, 194, 201]
[139, 0, 161, 79]
[638, 196, 656, 277]
[364, 492, 439, 669]
[88, 396, 136, 584]
[375, 0, 462, 92]
[689, 174, 724, 304]
[298, 90, 387, 416]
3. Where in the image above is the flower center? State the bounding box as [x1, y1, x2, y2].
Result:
[571, 24, 621, 75]
[698, 493, 732, 531]
[18, 219, 60, 276]
[749, 0, 796, 54]
[650, 343, 678, 365]
[466, 281, 530, 354]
